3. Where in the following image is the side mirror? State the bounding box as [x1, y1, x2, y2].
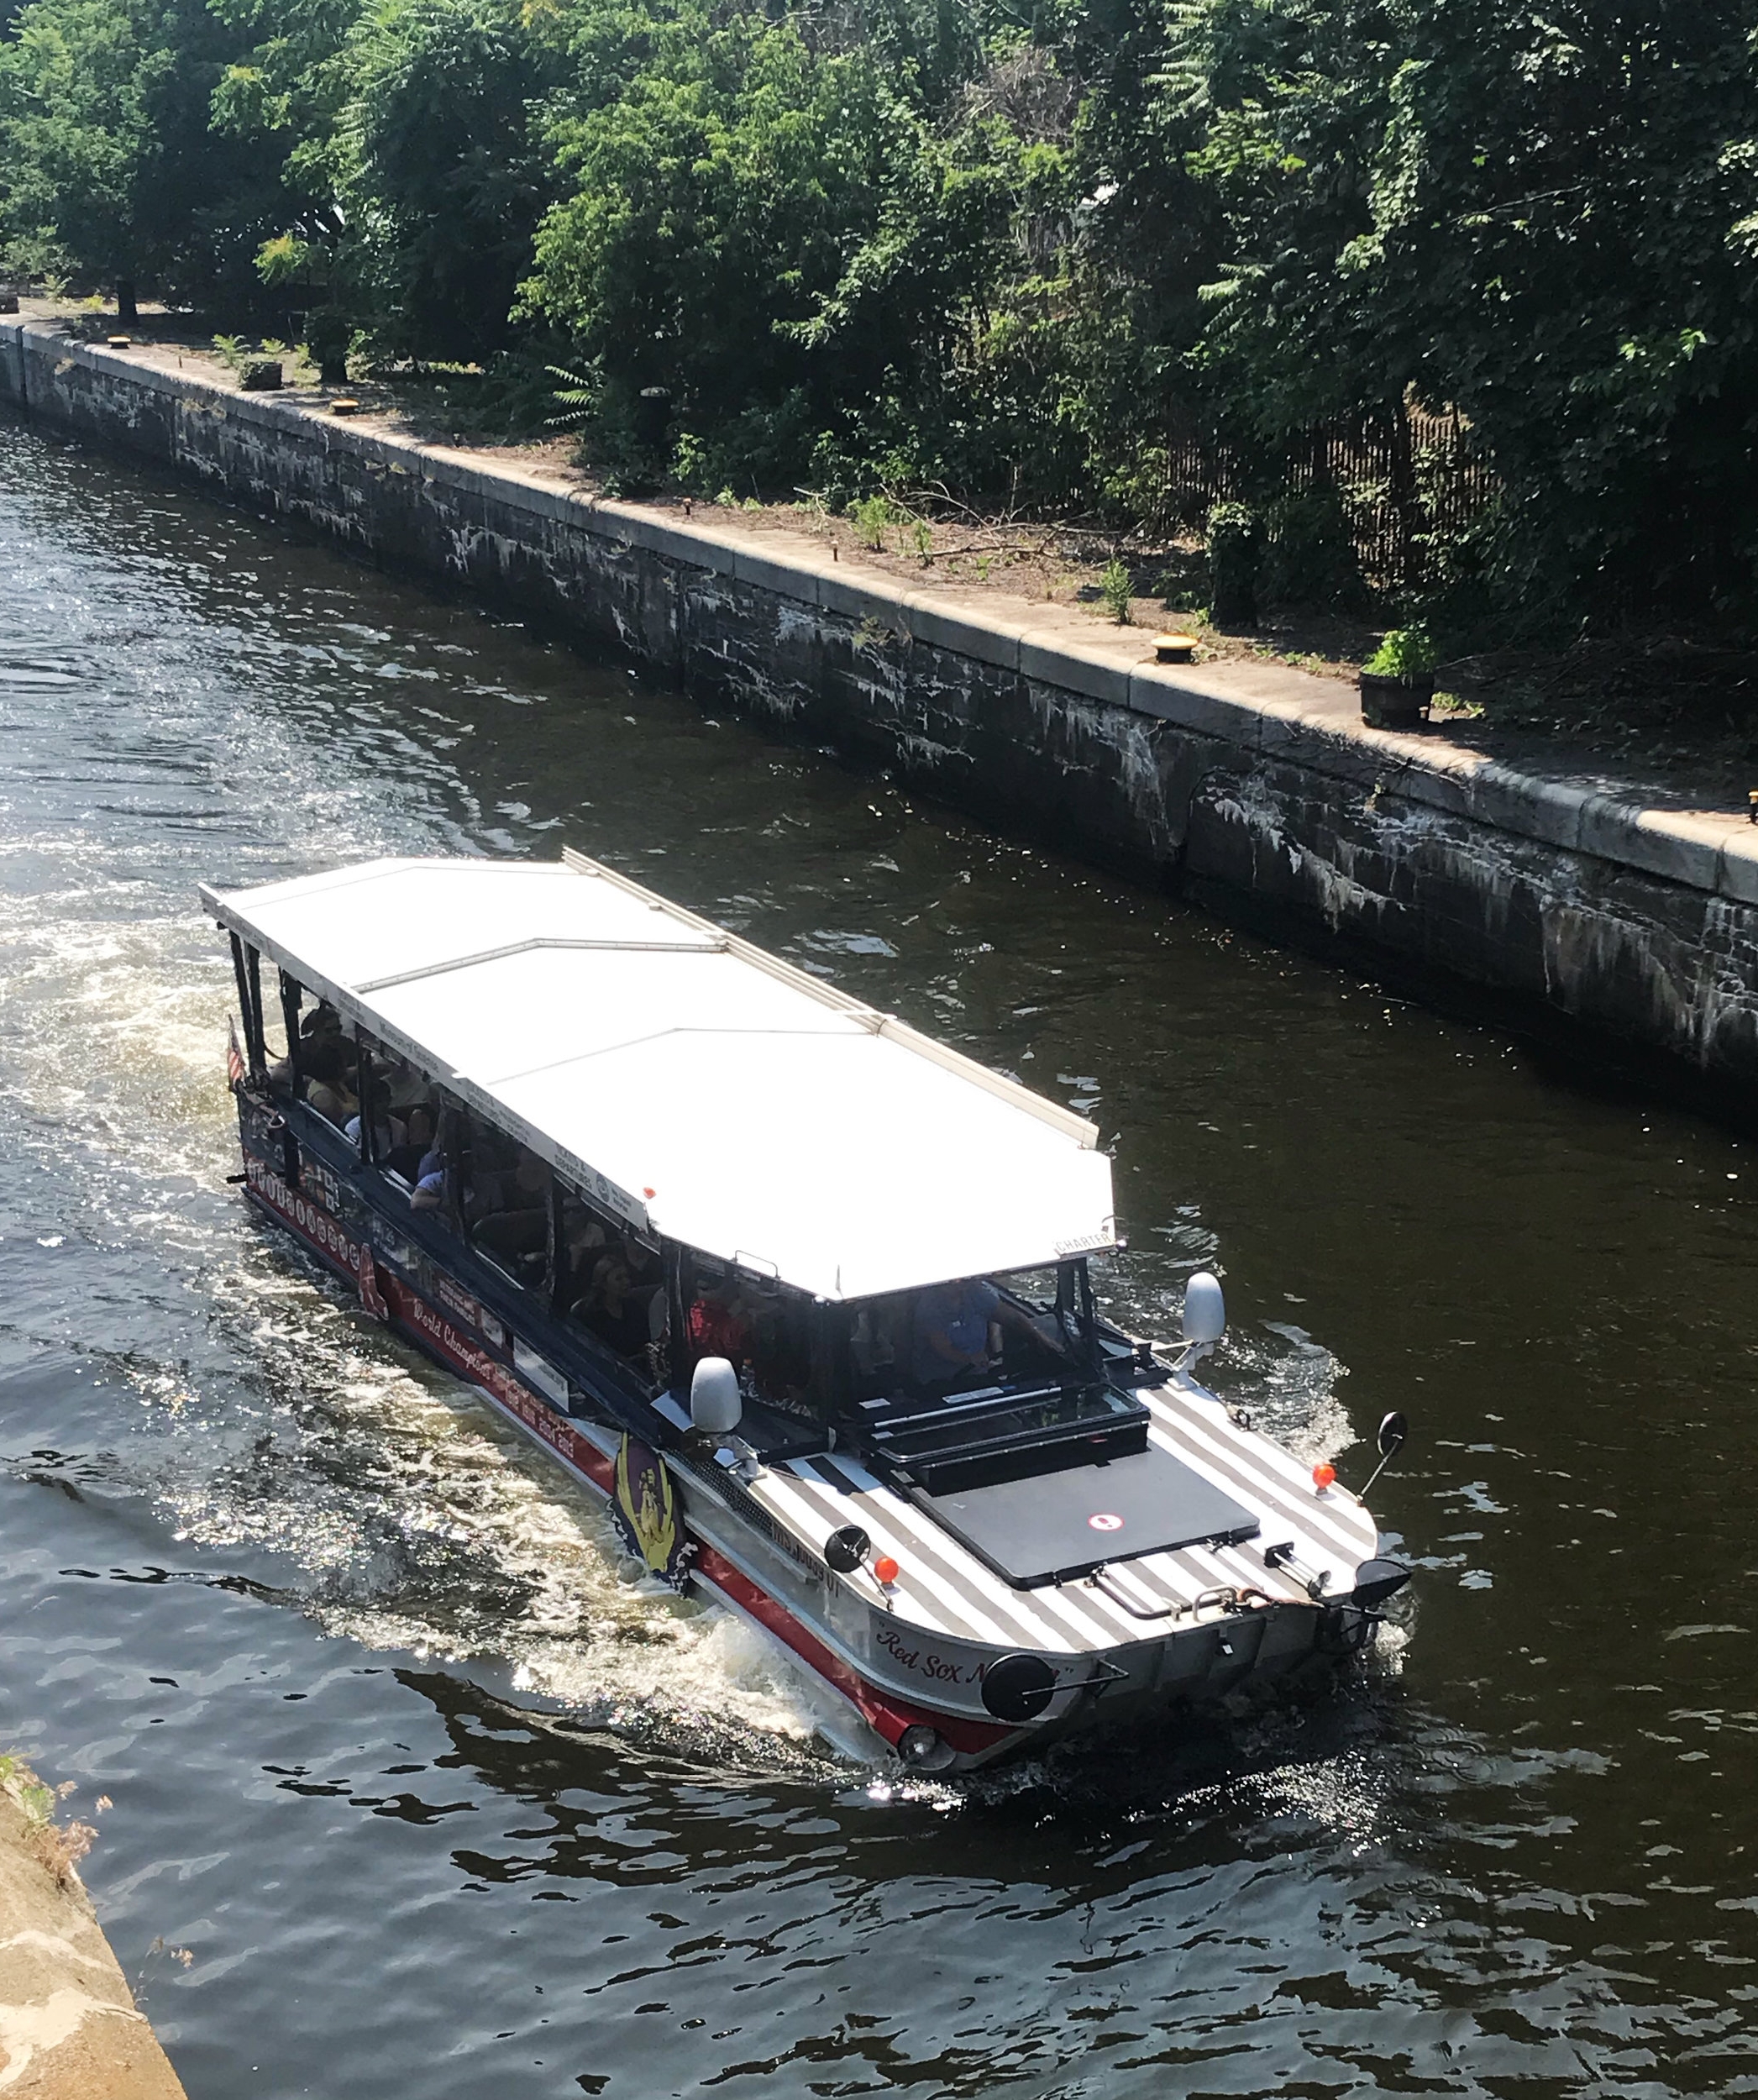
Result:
[824, 1525, 871, 1576]
[690, 1356, 742, 1437]
[1360, 1408, 1411, 1498]
[1181, 1270, 1226, 1348]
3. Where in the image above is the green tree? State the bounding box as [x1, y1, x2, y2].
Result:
[0, 0, 260, 309]
[207, 0, 361, 334]
[337, 0, 559, 362]
[523, 0, 1088, 493]
[1165, 0, 1758, 617]
[522, 2, 905, 480]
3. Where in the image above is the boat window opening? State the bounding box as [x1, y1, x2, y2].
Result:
[271, 970, 301, 1095]
[228, 935, 270, 1080]
[561, 1199, 667, 1374]
[409, 1100, 464, 1226]
[349, 1039, 382, 1163]
[267, 973, 359, 1137]
[356, 1039, 440, 1189]
[846, 1263, 1097, 1410]
[682, 1259, 818, 1419]
[461, 1116, 553, 1294]
[257, 970, 288, 1073]
[744, 1274, 816, 1415]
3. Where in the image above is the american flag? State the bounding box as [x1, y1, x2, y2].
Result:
[226, 1016, 245, 1089]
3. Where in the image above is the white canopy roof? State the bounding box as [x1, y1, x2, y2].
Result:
[202, 852, 1117, 1300]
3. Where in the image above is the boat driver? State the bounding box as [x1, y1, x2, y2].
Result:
[911, 1277, 1001, 1390]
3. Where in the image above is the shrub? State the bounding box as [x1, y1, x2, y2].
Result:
[1363, 626, 1441, 678]
[1208, 503, 1262, 628]
[850, 494, 894, 550]
[1099, 557, 1133, 623]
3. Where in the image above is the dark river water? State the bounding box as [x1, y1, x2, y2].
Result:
[3, 412, 1755, 2099]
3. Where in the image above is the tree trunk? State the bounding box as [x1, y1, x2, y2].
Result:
[116, 279, 139, 325]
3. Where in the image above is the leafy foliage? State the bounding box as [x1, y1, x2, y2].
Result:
[7, 0, 1758, 623]
[1163, 0, 1758, 618]
[338, 0, 560, 360]
[0, 0, 266, 301]
[1099, 556, 1132, 622]
[1363, 625, 1440, 678]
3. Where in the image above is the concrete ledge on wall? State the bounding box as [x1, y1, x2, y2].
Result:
[8, 310, 1758, 1089]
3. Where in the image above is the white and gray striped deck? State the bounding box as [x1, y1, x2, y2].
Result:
[729, 1373, 1380, 1654]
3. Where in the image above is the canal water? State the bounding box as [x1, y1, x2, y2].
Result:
[2, 412, 1755, 2099]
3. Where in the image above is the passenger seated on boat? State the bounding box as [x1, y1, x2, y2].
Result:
[345, 1083, 405, 1158]
[555, 1209, 609, 1314]
[378, 1056, 430, 1117]
[411, 1163, 449, 1212]
[301, 1039, 357, 1125]
[470, 1147, 550, 1267]
[687, 1280, 753, 1368]
[385, 1104, 437, 1185]
[911, 1277, 1001, 1390]
[621, 1235, 664, 1317]
[265, 993, 333, 1096]
[579, 1256, 651, 1357]
[466, 1143, 545, 1221]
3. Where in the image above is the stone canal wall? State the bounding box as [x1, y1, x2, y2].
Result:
[8, 314, 1758, 1095]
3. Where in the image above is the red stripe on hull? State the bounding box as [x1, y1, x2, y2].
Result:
[691, 1545, 1015, 1756]
[241, 1150, 1015, 1760]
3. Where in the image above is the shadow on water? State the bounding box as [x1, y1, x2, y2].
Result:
[3, 416, 1758, 2096]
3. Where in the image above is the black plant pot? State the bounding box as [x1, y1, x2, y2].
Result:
[1359, 670, 1434, 729]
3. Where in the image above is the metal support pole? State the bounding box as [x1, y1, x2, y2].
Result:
[244, 946, 267, 1079]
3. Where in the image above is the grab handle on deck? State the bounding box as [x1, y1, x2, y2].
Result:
[1086, 1567, 1175, 1620]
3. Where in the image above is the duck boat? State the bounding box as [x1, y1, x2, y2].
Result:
[204, 851, 1409, 1772]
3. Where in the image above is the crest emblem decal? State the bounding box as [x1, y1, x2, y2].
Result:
[611, 1436, 690, 1590]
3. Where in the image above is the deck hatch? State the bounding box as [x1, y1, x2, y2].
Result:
[916, 1443, 1260, 1588]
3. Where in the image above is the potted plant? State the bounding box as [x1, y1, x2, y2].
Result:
[1359, 625, 1440, 727]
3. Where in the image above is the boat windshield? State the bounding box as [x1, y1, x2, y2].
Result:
[846, 1263, 1095, 1407]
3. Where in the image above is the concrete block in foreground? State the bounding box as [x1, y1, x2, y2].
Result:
[0, 1781, 186, 2098]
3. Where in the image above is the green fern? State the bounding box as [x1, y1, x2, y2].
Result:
[544, 364, 597, 430]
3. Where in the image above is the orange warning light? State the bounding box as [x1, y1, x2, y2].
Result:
[874, 1555, 900, 1586]
[1312, 1462, 1336, 1491]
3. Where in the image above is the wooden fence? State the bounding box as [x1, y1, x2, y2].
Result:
[1162, 402, 1499, 596]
